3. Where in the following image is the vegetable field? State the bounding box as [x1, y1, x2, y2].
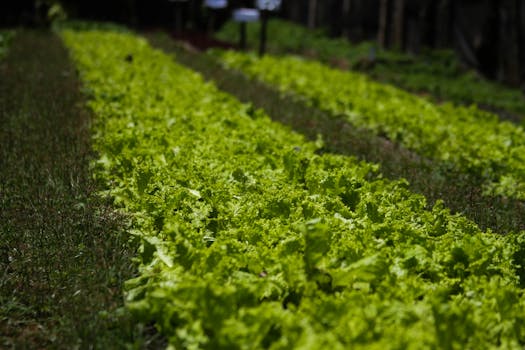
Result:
[216, 19, 525, 120]
[59, 27, 525, 349]
[217, 50, 525, 200]
[2, 22, 525, 349]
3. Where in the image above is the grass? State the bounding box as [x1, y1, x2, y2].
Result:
[146, 32, 525, 234]
[0, 30, 164, 348]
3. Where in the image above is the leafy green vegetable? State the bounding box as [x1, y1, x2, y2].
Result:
[62, 28, 525, 349]
[216, 19, 525, 118]
[217, 50, 525, 200]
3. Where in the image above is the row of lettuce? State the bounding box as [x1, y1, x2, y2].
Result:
[60, 28, 525, 349]
[216, 19, 525, 118]
[216, 50, 525, 201]
[0, 30, 15, 60]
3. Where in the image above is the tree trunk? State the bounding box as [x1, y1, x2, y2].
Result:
[284, 0, 301, 24]
[378, 0, 389, 48]
[498, 0, 521, 86]
[406, 18, 419, 54]
[516, 1, 525, 87]
[342, 0, 352, 38]
[392, 0, 405, 49]
[405, 0, 431, 54]
[308, 0, 318, 29]
[435, 0, 452, 47]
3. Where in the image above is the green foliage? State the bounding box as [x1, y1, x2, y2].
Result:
[62, 28, 525, 349]
[216, 19, 525, 117]
[53, 20, 130, 33]
[217, 50, 525, 200]
[0, 30, 15, 60]
[47, 2, 68, 23]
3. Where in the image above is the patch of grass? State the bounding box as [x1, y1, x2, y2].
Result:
[147, 32, 525, 234]
[0, 30, 164, 348]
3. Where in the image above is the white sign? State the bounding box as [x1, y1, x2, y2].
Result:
[233, 8, 260, 22]
[205, 0, 227, 9]
[256, 0, 281, 11]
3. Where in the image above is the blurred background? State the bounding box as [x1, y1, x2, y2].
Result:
[1, 0, 524, 88]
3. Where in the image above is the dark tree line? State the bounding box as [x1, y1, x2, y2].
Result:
[283, 0, 525, 88]
[1, 0, 524, 87]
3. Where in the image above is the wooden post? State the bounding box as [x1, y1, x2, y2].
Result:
[206, 5, 215, 34]
[240, 21, 247, 49]
[259, 10, 268, 56]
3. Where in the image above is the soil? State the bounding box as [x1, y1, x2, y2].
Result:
[170, 29, 237, 51]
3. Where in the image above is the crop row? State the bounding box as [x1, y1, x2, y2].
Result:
[217, 50, 525, 201]
[216, 19, 525, 117]
[61, 29, 525, 349]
